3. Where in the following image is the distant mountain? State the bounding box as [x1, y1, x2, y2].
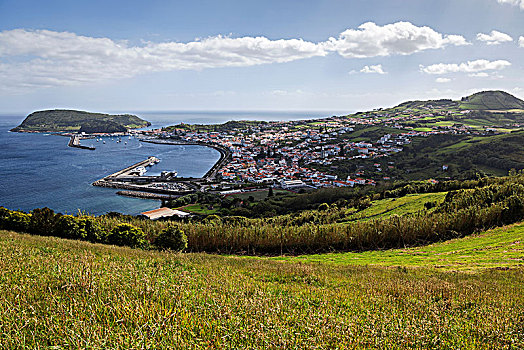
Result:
[459, 91, 524, 110]
[11, 110, 151, 133]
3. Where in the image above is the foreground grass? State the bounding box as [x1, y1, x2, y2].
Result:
[273, 223, 524, 272]
[1, 230, 523, 348]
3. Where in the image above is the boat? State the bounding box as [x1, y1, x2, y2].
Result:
[130, 166, 147, 176]
[103, 140, 106, 144]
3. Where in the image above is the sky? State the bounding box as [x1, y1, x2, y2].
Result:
[0, 0, 523, 115]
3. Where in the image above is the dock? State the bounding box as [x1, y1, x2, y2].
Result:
[103, 156, 159, 180]
[68, 135, 96, 150]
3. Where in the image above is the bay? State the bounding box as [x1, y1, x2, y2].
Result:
[0, 110, 337, 215]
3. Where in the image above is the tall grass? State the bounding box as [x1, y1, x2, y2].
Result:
[0, 230, 523, 349]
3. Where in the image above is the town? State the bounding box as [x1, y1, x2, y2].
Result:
[133, 103, 509, 191]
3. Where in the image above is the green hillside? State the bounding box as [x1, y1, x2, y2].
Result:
[0, 228, 523, 348]
[11, 109, 151, 133]
[389, 90, 524, 112]
[395, 131, 524, 179]
[459, 90, 524, 110]
[275, 222, 524, 272]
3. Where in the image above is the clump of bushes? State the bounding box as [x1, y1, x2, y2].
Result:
[1, 173, 524, 255]
[155, 225, 187, 251]
[0, 207, 148, 250]
[0, 207, 31, 232]
[107, 223, 147, 248]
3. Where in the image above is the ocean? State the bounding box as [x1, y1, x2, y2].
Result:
[0, 110, 337, 215]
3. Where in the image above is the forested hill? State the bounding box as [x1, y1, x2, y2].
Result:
[11, 109, 151, 133]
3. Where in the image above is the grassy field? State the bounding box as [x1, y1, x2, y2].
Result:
[273, 222, 524, 272]
[0, 227, 523, 348]
[180, 203, 219, 215]
[339, 192, 446, 223]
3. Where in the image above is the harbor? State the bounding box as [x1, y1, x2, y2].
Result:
[91, 138, 232, 201]
[92, 155, 199, 197]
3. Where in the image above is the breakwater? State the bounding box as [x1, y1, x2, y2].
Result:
[94, 180, 193, 195]
[68, 135, 96, 150]
[103, 156, 159, 180]
[92, 140, 228, 202]
[116, 190, 180, 200]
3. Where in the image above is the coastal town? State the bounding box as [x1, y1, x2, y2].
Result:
[129, 103, 507, 192]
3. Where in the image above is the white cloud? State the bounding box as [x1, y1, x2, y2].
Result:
[469, 72, 490, 77]
[0, 29, 326, 90]
[324, 21, 469, 58]
[476, 30, 513, 45]
[420, 59, 511, 75]
[0, 23, 469, 91]
[519, 36, 524, 47]
[435, 77, 451, 83]
[496, 0, 524, 10]
[360, 64, 386, 74]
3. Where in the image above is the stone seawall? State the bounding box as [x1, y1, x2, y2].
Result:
[116, 190, 180, 200]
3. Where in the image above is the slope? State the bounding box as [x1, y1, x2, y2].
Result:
[0, 229, 523, 348]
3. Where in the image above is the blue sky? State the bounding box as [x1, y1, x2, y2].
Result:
[0, 0, 522, 114]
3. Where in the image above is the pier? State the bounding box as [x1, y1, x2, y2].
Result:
[68, 135, 96, 150]
[102, 156, 160, 180]
[92, 156, 196, 197]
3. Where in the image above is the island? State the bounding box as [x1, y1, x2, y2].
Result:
[11, 109, 151, 133]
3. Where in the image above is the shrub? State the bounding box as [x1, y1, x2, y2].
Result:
[0, 208, 31, 232]
[30, 207, 60, 236]
[77, 216, 107, 243]
[107, 223, 147, 248]
[55, 215, 83, 239]
[424, 201, 437, 210]
[155, 225, 187, 251]
[204, 214, 221, 223]
[0, 207, 10, 229]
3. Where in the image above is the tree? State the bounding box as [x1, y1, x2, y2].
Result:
[30, 207, 59, 236]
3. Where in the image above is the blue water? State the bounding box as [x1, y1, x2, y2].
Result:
[0, 110, 337, 215]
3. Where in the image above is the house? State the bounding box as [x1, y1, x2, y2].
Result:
[280, 179, 306, 189]
[140, 207, 191, 220]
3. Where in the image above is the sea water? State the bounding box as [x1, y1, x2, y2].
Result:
[0, 111, 336, 215]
